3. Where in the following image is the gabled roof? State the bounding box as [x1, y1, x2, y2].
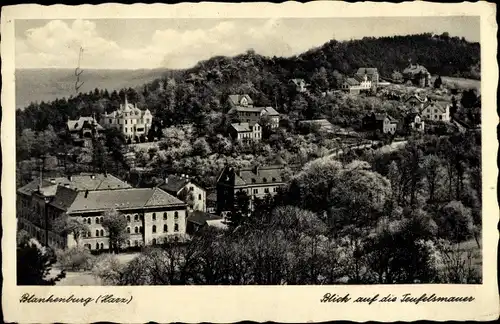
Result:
[236, 165, 288, 186]
[403, 64, 429, 75]
[290, 78, 306, 86]
[67, 187, 185, 213]
[422, 101, 448, 114]
[48, 185, 79, 211]
[228, 94, 254, 107]
[187, 211, 222, 226]
[232, 106, 263, 113]
[67, 117, 104, 132]
[405, 94, 427, 103]
[158, 174, 190, 194]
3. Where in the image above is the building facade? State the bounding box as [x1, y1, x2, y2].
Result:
[362, 112, 398, 134]
[404, 112, 425, 132]
[403, 63, 432, 87]
[341, 68, 379, 93]
[66, 116, 105, 146]
[228, 94, 280, 129]
[290, 78, 308, 93]
[420, 101, 451, 122]
[158, 174, 206, 213]
[216, 164, 296, 213]
[17, 173, 187, 251]
[230, 122, 262, 142]
[100, 96, 153, 142]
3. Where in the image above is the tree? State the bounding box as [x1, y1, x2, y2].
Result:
[227, 190, 250, 229]
[17, 238, 66, 285]
[192, 137, 212, 157]
[422, 154, 442, 203]
[52, 216, 89, 246]
[434, 75, 443, 89]
[437, 201, 474, 243]
[460, 89, 479, 109]
[102, 209, 129, 253]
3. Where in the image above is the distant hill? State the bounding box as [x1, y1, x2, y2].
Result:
[15, 68, 172, 109]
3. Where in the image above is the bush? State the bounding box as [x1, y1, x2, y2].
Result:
[56, 246, 95, 271]
[91, 254, 125, 285]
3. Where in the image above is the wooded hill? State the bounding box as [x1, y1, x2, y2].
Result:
[16, 33, 480, 135]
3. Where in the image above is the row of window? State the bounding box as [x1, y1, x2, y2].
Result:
[251, 177, 277, 184]
[252, 187, 278, 194]
[82, 229, 105, 238]
[83, 216, 103, 225]
[84, 238, 168, 250]
[127, 224, 179, 234]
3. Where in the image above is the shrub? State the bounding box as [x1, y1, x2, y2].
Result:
[91, 254, 125, 285]
[56, 246, 95, 271]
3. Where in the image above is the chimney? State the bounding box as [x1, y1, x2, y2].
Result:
[254, 165, 260, 175]
[165, 177, 169, 184]
[84, 190, 89, 198]
[68, 175, 72, 181]
[90, 174, 96, 179]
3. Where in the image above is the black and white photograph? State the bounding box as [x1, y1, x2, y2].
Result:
[2, 2, 498, 323]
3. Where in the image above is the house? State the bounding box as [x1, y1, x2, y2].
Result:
[206, 190, 217, 214]
[405, 94, 428, 111]
[403, 63, 431, 87]
[420, 101, 451, 122]
[216, 164, 300, 213]
[228, 94, 280, 129]
[362, 112, 398, 134]
[404, 112, 425, 132]
[100, 96, 153, 143]
[17, 173, 187, 251]
[290, 78, 308, 92]
[355, 68, 380, 86]
[186, 211, 227, 235]
[157, 174, 206, 212]
[340, 68, 378, 93]
[228, 94, 254, 108]
[230, 122, 262, 142]
[66, 116, 104, 146]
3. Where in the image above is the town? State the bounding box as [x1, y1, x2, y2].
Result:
[16, 32, 482, 286]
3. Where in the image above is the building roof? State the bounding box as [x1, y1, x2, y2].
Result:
[403, 64, 429, 75]
[422, 101, 448, 114]
[231, 106, 264, 113]
[405, 94, 428, 103]
[67, 117, 104, 132]
[66, 187, 185, 213]
[290, 78, 306, 86]
[17, 174, 132, 196]
[262, 107, 279, 116]
[236, 165, 287, 186]
[158, 174, 190, 194]
[187, 211, 223, 226]
[356, 68, 378, 76]
[345, 77, 360, 86]
[231, 122, 257, 132]
[228, 94, 254, 107]
[48, 185, 79, 211]
[367, 113, 398, 123]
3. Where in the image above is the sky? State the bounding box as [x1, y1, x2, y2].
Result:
[15, 17, 480, 70]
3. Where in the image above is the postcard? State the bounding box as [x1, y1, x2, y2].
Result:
[2, 1, 498, 323]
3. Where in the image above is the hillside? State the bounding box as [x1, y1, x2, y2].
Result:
[15, 68, 173, 110]
[16, 33, 480, 135]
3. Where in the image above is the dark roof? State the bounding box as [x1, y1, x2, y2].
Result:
[262, 107, 279, 116]
[345, 77, 360, 86]
[158, 174, 190, 194]
[187, 211, 222, 226]
[228, 94, 253, 106]
[17, 174, 131, 196]
[231, 122, 257, 132]
[236, 165, 287, 186]
[422, 101, 448, 114]
[67, 187, 185, 213]
[403, 64, 429, 75]
[48, 186, 79, 211]
[356, 68, 378, 75]
[67, 117, 104, 132]
[405, 94, 427, 103]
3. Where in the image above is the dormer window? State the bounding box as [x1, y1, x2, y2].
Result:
[252, 178, 256, 183]
[272, 177, 276, 182]
[263, 178, 267, 183]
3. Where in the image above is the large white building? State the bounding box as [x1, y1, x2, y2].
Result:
[101, 96, 153, 142]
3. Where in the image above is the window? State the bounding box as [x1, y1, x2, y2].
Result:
[190, 186, 194, 191]
[96, 243, 100, 250]
[273, 187, 278, 193]
[134, 214, 139, 221]
[109, 119, 112, 124]
[100, 243, 104, 250]
[198, 194, 202, 200]
[439, 115, 443, 120]
[252, 178, 256, 183]
[272, 177, 276, 182]
[127, 227, 130, 233]
[263, 178, 267, 183]
[96, 229, 99, 237]
[163, 212, 167, 220]
[264, 188, 269, 193]
[127, 215, 131, 222]
[124, 127, 128, 132]
[134, 227, 138, 234]
[253, 189, 258, 194]
[174, 212, 179, 219]
[88, 218, 92, 224]
[125, 120, 128, 124]
[163, 224, 168, 233]
[174, 224, 179, 232]
[134, 240, 138, 247]
[88, 231, 92, 237]
[96, 217, 100, 224]
[100, 229, 104, 236]
[152, 238, 157, 245]
[152, 225, 157, 233]
[127, 241, 131, 247]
